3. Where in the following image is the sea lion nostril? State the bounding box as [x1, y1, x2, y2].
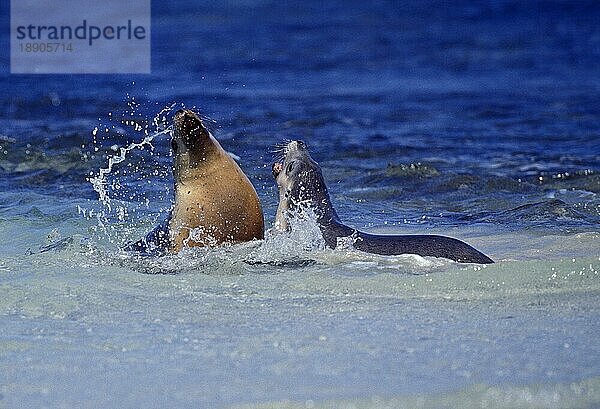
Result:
[297, 140, 306, 147]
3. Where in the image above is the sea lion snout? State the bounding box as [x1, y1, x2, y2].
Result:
[173, 109, 210, 152]
[286, 140, 306, 153]
[174, 109, 197, 120]
[174, 109, 202, 131]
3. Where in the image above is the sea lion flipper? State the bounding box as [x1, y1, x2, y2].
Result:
[125, 213, 172, 256]
[351, 233, 494, 264]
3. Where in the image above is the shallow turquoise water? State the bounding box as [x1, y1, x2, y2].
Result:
[1, 200, 599, 407]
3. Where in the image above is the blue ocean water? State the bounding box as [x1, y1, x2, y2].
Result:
[1, 1, 599, 408]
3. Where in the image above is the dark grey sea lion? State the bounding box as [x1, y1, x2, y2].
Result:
[272, 141, 494, 264]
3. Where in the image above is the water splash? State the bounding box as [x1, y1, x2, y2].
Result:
[84, 103, 177, 248]
[246, 207, 325, 265]
[89, 127, 171, 212]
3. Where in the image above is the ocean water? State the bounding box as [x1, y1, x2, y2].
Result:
[1, 0, 600, 408]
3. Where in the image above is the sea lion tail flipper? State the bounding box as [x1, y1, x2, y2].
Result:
[124, 214, 172, 256]
[455, 246, 494, 264]
[468, 248, 494, 264]
[432, 235, 494, 264]
[352, 233, 494, 264]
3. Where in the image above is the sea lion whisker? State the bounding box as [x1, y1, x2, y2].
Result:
[270, 141, 288, 152]
[199, 114, 217, 123]
[270, 140, 294, 162]
[271, 151, 286, 165]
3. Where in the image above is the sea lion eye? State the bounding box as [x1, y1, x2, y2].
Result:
[286, 161, 296, 174]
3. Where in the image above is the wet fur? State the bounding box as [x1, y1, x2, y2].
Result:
[128, 109, 264, 254]
[273, 141, 494, 264]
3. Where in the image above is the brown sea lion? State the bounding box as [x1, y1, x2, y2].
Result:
[129, 109, 264, 254]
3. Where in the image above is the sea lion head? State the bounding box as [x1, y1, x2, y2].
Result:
[272, 140, 335, 225]
[172, 109, 215, 179]
[172, 109, 215, 158]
